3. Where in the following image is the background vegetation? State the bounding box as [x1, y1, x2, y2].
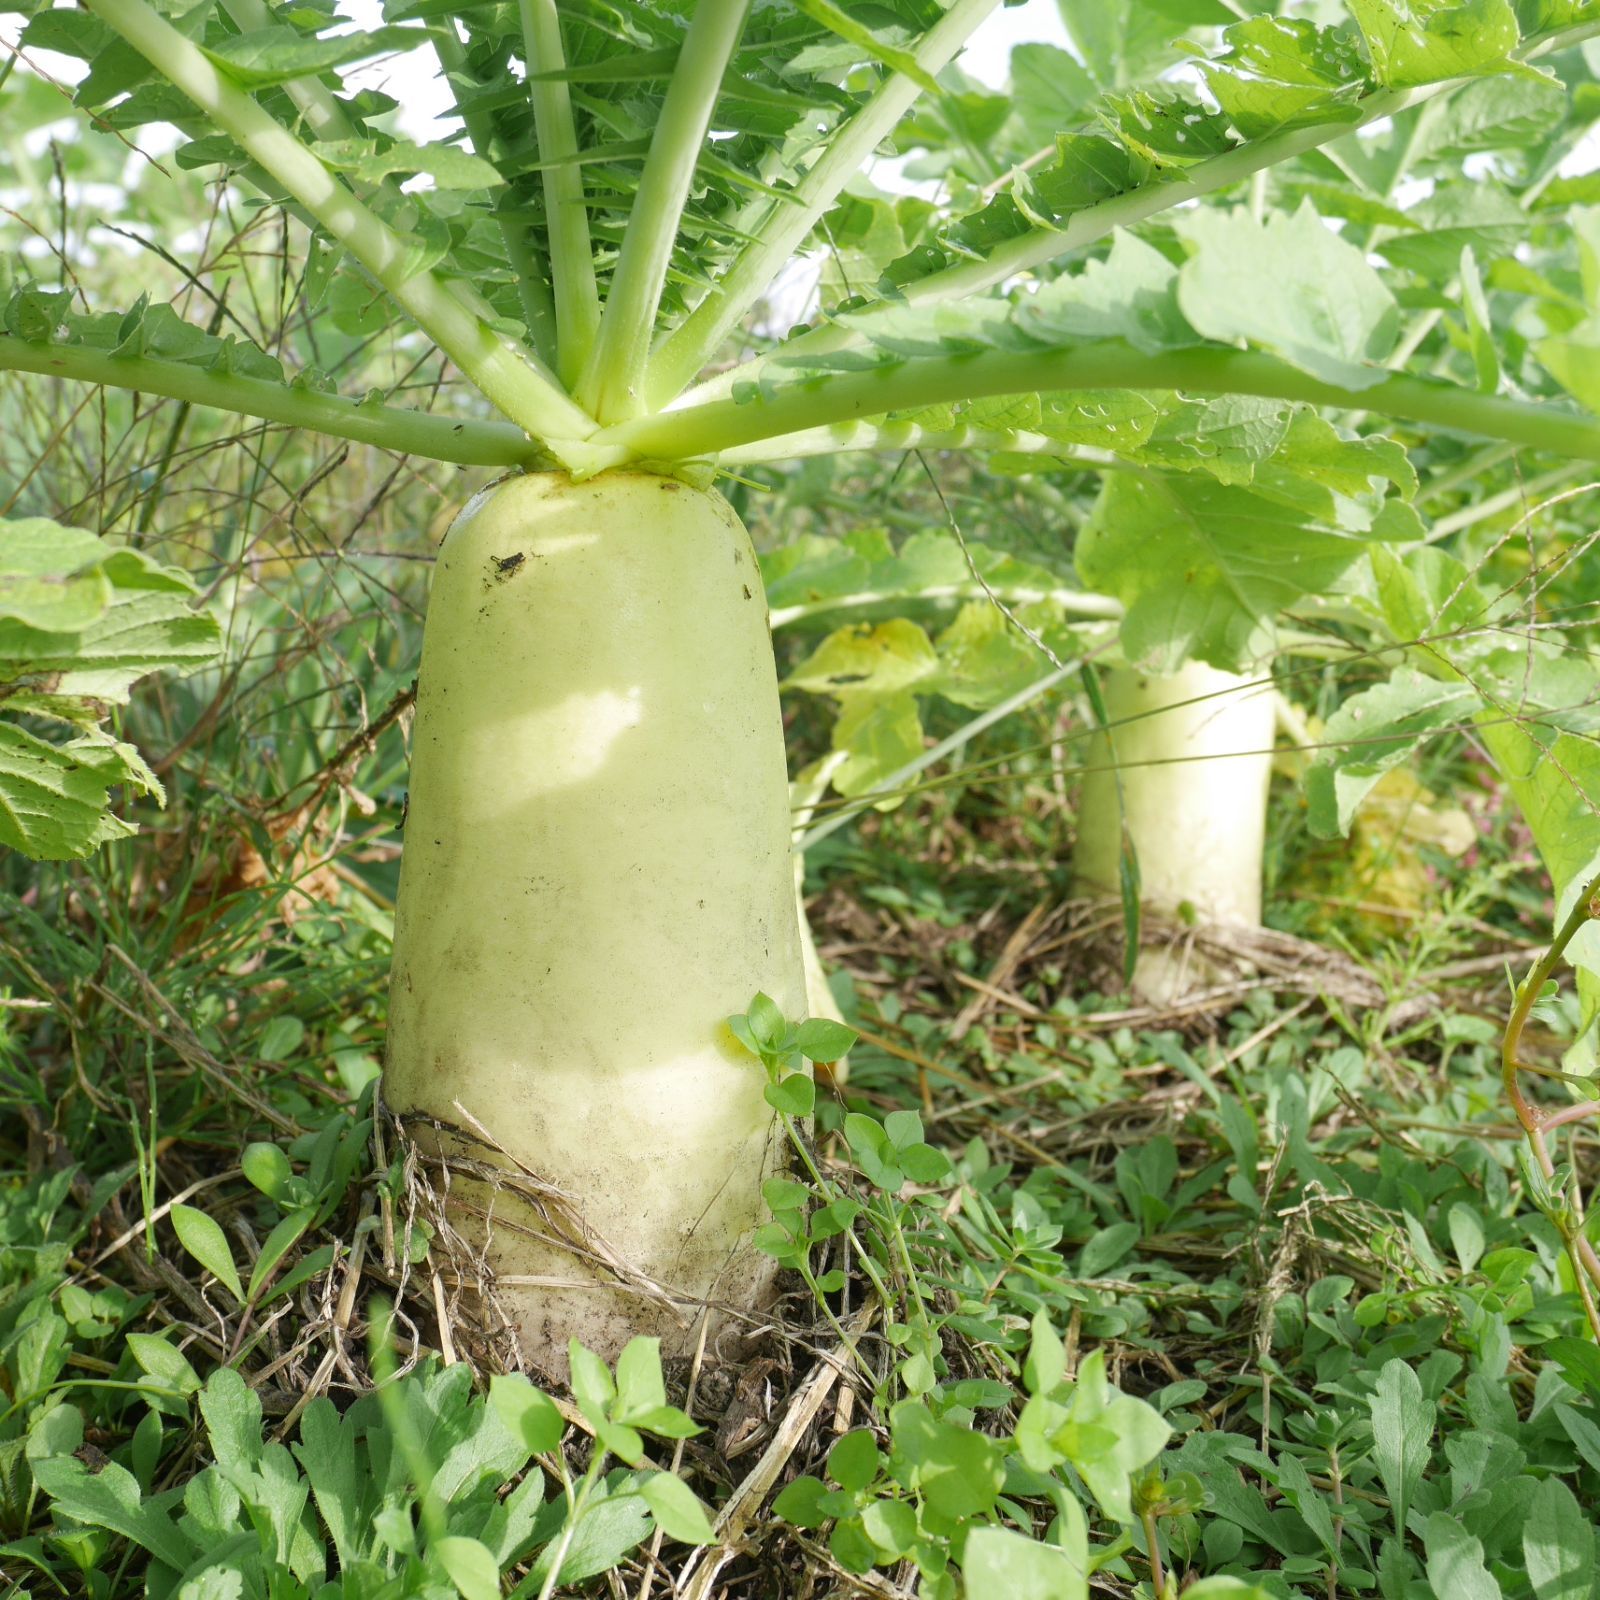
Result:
[5, 3, 1600, 1597]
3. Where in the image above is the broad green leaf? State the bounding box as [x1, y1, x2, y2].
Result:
[1013, 134, 1144, 227]
[526, 1491, 651, 1587]
[1538, 319, 1600, 411]
[125, 1333, 202, 1398]
[639, 1472, 715, 1545]
[1141, 395, 1292, 484]
[1105, 83, 1238, 169]
[1057, 0, 1236, 87]
[1045, 1352, 1172, 1525]
[17, 10, 115, 64]
[1477, 710, 1600, 1068]
[818, 190, 939, 303]
[1417, 71, 1567, 157]
[1202, 16, 1368, 138]
[899, 1141, 952, 1185]
[240, 1143, 294, 1204]
[1545, 1339, 1600, 1399]
[131, 1410, 163, 1493]
[26, 1402, 84, 1463]
[884, 1110, 924, 1150]
[1349, 0, 1521, 87]
[198, 1370, 264, 1478]
[1080, 1222, 1140, 1277]
[835, 298, 1032, 360]
[828, 690, 925, 800]
[1176, 202, 1399, 390]
[1, 594, 222, 700]
[1379, 180, 1528, 278]
[29, 1453, 194, 1571]
[0, 519, 122, 632]
[568, 1340, 617, 1421]
[0, 724, 145, 861]
[765, 1073, 816, 1116]
[0, 518, 197, 630]
[927, 602, 1056, 711]
[246, 1210, 314, 1303]
[1032, 389, 1166, 453]
[1556, 1404, 1600, 1475]
[888, 1400, 1006, 1522]
[203, 25, 431, 90]
[1422, 1511, 1500, 1600]
[860, 1496, 917, 1560]
[0, 516, 217, 860]
[796, 1017, 856, 1062]
[318, 138, 505, 190]
[1274, 1452, 1340, 1558]
[766, 527, 1070, 628]
[397, 1362, 532, 1502]
[1021, 231, 1191, 354]
[790, 0, 937, 91]
[489, 1374, 565, 1456]
[1370, 1359, 1435, 1537]
[745, 991, 787, 1051]
[433, 1534, 500, 1600]
[1305, 670, 1482, 838]
[773, 1475, 830, 1527]
[257, 1016, 304, 1064]
[170, 1205, 245, 1303]
[827, 1430, 881, 1493]
[1024, 1311, 1066, 1397]
[1365, 543, 1500, 653]
[478, 1470, 547, 1566]
[845, 1112, 905, 1192]
[1524, 1476, 1594, 1600]
[1078, 471, 1411, 672]
[1009, 44, 1098, 147]
[293, 1400, 367, 1569]
[1447, 1203, 1486, 1272]
[614, 1338, 668, 1422]
[962, 1525, 1088, 1600]
[1257, 409, 1417, 502]
[74, 34, 155, 108]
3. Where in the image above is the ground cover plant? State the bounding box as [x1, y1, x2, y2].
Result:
[4, 0, 1600, 1594]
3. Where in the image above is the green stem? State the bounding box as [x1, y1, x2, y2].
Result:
[0, 337, 538, 466]
[1501, 862, 1600, 1344]
[775, 1104, 897, 1326]
[717, 418, 1122, 466]
[576, 0, 750, 422]
[83, 0, 593, 452]
[673, 16, 1600, 414]
[793, 1251, 863, 1366]
[536, 1454, 606, 1600]
[432, 20, 559, 367]
[1419, 441, 1518, 502]
[1426, 464, 1579, 541]
[216, 0, 346, 143]
[214, 0, 534, 355]
[883, 1200, 939, 1389]
[771, 583, 1121, 630]
[517, 0, 600, 386]
[598, 344, 1600, 468]
[644, 0, 1001, 407]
